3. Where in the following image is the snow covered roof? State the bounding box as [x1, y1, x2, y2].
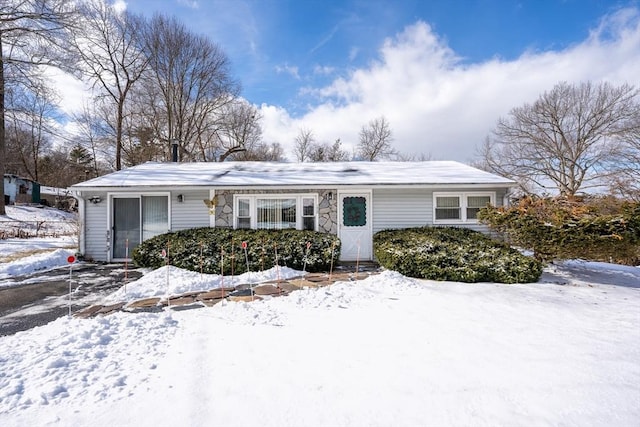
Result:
[70, 161, 515, 189]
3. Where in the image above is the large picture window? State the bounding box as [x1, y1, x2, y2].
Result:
[234, 194, 318, 231]
[433, 192, 494, 223]
[257, 198, 296, 229]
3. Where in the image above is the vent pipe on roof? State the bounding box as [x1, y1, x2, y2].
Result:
[171, 140, 178, 162]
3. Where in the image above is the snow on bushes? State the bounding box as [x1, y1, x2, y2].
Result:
[132, 227, 341, 274]
[373, 227, 542, 283]
[478, 196, 640, 265]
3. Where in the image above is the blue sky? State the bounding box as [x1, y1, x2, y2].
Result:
[71, 0, 639, 161]
[123, 0, 626, 113]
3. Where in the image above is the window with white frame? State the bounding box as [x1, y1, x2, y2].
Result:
[302, 197, 315, 230]
[434, 192, 494, 223]
[234, 194, 317, 231]
[237, 198, 251, 229]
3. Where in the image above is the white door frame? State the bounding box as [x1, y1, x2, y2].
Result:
[337, 190, 372, 261]
[107, 192, 171, 262]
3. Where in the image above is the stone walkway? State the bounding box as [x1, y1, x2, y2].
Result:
[75, 265, 381, 318]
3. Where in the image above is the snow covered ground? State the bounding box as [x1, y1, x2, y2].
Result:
[1, 205, 77, 285]
[0, 205, 77, 240]
[1, 206, 639, 426]
[0, 231, 639, 426]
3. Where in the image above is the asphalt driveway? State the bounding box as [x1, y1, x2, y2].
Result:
[0, 263, 143, 336]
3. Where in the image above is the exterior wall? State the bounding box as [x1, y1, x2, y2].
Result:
[83, 192, 109, 261]
[372, 187, 510, 235]
[79, 185, 511, 262]
[3, 177, 16, 203]
[431, 186, 509, 233]
[214, 189, 338, 233]
[171, 190, 211, 230]
[3, 175, 35, 204]
[81, 189, 211, 262]
[372, 188, 432, 234]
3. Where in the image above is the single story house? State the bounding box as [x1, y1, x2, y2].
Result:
[3, 174, 40, 205]
[69, 161, 515, 262]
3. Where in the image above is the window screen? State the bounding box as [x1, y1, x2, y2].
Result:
[237, 198, 251, 229]
[466, 196, 491, 220]
[302, 197, 315, 230]
[435, 196, 461, 220]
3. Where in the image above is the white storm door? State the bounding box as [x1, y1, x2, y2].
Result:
[338, 192, 372, 261]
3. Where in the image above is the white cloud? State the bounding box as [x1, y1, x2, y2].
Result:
[313, 65, 335, 76]
[112, 0, 127, 13]
[260, 8, 640, 162]
[275, 64, 301, 80]
[177, 0, 199, 9]
[348, 46, 359, 61]
[42, 68, 92, 117]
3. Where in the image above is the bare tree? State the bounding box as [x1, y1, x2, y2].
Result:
[396, 151, 433, 161]
[609, 119, 640, 200]
[308, 138, 350, 162]
[481, 81, 639, 196]
[71, 0, 149, 171]
[72, 103, 114, 176]
[140, 13, 240, 161]
[293, 127, 315, 162]
[357, 116, 396, 161]
[231, 141, 285, 161]
[327, 138, 350, 161]
[214, 99, 262, 161]
[5, 81, 58, 181]
[0, 0, 75, 214]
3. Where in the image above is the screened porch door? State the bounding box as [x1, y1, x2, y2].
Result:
[111, 195, 168, 260]
[338, 192, 372, 261]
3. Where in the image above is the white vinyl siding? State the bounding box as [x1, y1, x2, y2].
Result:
[372, 188, 431, 234]
[171, 190, 210, 231]
[84, 192, 108, 261]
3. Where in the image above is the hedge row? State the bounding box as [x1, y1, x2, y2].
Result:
[132, 228, 341, 274]
[478, 196, 640, 265]
[373, 227, 543, 283]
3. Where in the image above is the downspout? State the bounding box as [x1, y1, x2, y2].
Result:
[74, 191, 86, 257]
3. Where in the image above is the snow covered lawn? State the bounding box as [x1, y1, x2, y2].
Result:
[1, 260, 639, 426]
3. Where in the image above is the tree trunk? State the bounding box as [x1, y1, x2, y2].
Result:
[0, 33, 6, 216]
[116, 98, 124, 170]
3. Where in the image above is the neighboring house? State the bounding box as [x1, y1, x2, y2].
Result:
[40, 185, 77, 210]
[69, 161, 515, 262]
[3, 174, 40, 205]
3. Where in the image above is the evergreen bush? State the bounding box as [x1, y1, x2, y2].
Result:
[478, 196, 640, 265]
[132, 228, 341, 274]
[373, 227, 542, 283]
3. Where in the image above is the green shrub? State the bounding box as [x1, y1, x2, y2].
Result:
[132, 228, 341, 274]
[478, 196, 640, 265]
[373, 227, 542, 283]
